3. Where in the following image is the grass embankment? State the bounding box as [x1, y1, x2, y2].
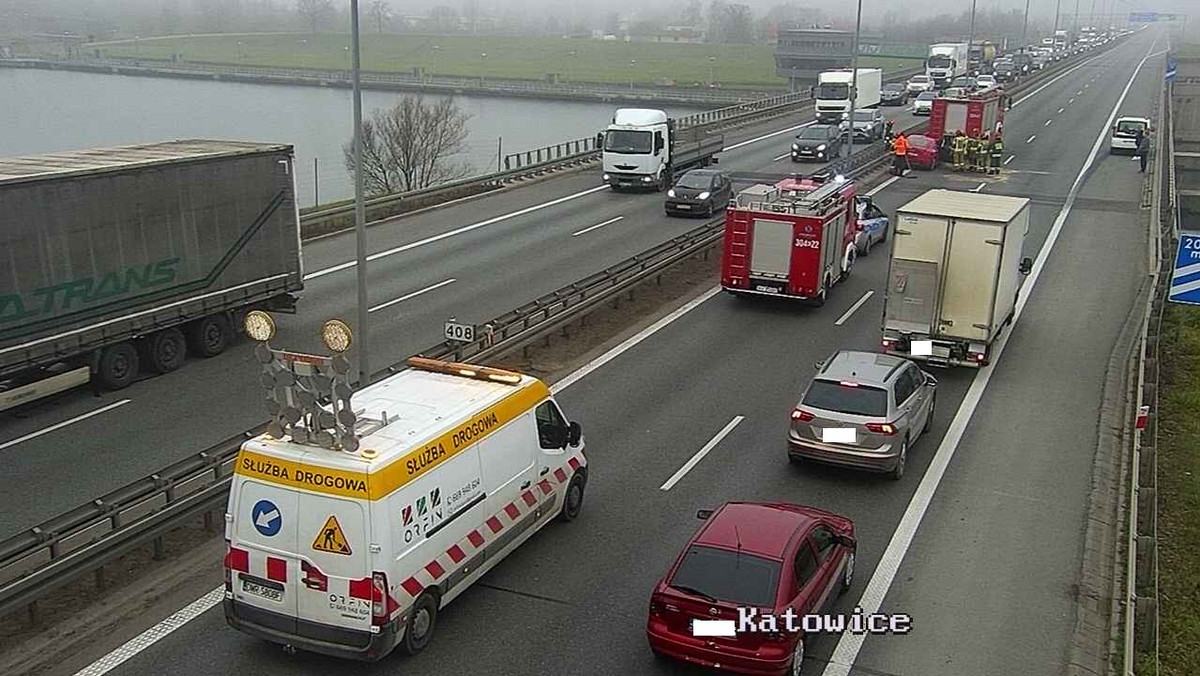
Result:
[1157, 303, 1200, 675]
[97, 33, 920, 89]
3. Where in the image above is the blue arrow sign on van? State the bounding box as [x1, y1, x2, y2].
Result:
[252, 499, 282, 537]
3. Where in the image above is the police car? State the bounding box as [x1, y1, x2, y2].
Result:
[854, 196, 889, 256]
[223, 312, 588, 662]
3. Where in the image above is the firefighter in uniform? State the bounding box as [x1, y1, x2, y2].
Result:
[965, 135, 980, 173]
[952, 131, 968, 171]
[976, 134, 991, 173]
[989, 132, 1005, 175]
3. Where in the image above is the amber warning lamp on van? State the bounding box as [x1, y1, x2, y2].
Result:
[405, 356, 523, 385]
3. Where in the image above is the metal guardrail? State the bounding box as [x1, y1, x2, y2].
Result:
[504, 136, 600, 171]
[0, 47, 1103, 623]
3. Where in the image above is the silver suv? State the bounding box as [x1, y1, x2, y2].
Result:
[788, 351, 937, 480]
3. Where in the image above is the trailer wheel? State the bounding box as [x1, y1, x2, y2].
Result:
[97, 343, 140, 390]
[187, 314, 232, 358]
[142, 328, 187, 374]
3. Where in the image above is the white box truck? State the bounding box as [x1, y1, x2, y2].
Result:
[925, 43, 969, 88]
[600, 108, 724, 192]
[814, 69, 882, 124]
[880, 189, 1034, 367]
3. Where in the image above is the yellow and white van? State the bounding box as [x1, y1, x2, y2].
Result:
[222, 354, 587, 661]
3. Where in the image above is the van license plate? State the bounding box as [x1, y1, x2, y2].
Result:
[242, 579, 283, 602]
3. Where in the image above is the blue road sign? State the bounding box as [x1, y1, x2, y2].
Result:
[252, 499, 282, 537]
[1169, 232, 1200, 306]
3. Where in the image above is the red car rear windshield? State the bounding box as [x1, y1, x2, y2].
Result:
[670, 545, 781, 607]
[802, 379, 889, 416]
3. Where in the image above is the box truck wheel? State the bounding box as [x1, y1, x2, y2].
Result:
[97, 343, 140, 390]
[187, 314, 231, 358]
[403, 592, 439, 656]
[559, 473, 586, 522]
[141, 328, 187, 374]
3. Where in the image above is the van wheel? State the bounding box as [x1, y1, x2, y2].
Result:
[187, 314, 232, 358]
[142, 328, 187, 374]
[559, 474, 585, 522]
[98, 343, 140, 390]
[403, 592, 439, 656]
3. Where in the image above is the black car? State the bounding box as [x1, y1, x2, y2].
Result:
[880, 83, 909, 106]
[791, 124, 843, 162]
[664, 169, 733, 217]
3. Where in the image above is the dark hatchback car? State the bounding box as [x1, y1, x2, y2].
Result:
[880, 82, 909, 106]
[665, 169, 733, 217]
[791, 124, 842, 162]
[647, 502, 856, 676]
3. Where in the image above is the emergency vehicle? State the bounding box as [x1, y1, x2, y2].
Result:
[720, 174, 858, 306]
[223, 312, 587, 661]
[928, 88, 1006, 148]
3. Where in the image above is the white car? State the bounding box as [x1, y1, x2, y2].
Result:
[906, 75, 933, 94]
[913, 92, 936, 116]
[975, 74, 998, 90]
[1110, 116, 1150, 155]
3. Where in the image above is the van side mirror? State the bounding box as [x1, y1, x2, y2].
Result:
[1019, 257, 1033, 275]
[696, 509, 714, 520]
[567, 421, 582, 447]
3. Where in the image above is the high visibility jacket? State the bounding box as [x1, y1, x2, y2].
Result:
[952, 136, 967, 153]
[991, 140, 1004, 157]
[893, 136, 909, 155]
[966, 138, 980, 155]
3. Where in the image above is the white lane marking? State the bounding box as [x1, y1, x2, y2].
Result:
[821, 37, 1160, 676]
[1026, 135, 1037, 144]
[1058, 107, 1065, 113]
[1012, 53, 1106, 108]
[73, 588, 225, 676]
[1044, 119, 1053, 126]
[1069, 97, 1075, 103]
[866, 175, 900, 196]
[1077, 90, 1084, 95]
[367, 278, 456, 313]
[571, 216, 624, 237]
[1004, 155, 1015, 165]
[772, 153, 790, 162]
[723, 122, 815, 151]
[660, 416, 744, 491]
[304, 185, 610, 280]
[971, 183, 986, 192]
[552, 286, 722, 394]
[0, 399, 132, 452]
[834, 291, 874, 326]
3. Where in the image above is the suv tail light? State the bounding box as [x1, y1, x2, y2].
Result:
[866, 422, 898, 435]
[791, 408, 814, 421]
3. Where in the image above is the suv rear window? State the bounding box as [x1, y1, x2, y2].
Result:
[802, 379, 889, 416]
[670, 545, 781, 607]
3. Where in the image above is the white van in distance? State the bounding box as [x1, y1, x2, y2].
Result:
[223, 316, 587, 662]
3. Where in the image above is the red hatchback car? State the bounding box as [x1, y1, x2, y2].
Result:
[646, 502, 856, 676]
[905, 134, 941, 170]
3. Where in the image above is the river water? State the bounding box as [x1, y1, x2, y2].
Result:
[1, 68, 704, 205]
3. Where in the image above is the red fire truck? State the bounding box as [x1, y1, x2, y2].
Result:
[929, 88, 1006, 143]
[720, 175, 858, 306]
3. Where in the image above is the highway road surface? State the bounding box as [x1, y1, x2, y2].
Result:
[52, 27, 1162, 676]
[0, 86, 923, 535]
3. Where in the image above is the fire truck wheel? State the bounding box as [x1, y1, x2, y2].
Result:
[813, 285, 827, 308]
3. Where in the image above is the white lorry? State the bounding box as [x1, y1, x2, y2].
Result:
[880, 189, 1034, 368]
[813, 68, 882, 124]
[600, 108, 724, 192]
[925, 43, 969, 88]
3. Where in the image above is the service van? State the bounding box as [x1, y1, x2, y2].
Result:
[223, 346, 588, 662]
[1110, 116, 1151, 155]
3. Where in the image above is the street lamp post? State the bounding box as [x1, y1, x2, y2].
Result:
[479, 52, 487, 83]
[967, 0, 977, 72]
[350, 0, 370, 386]
[1073, 0, 1081, 32]
[845, 0, 862, 160]
[630, 59, 636, 91]
[708, 55, 716, 87]
[1053, 0, 1062, 38]
[1020, 0, 1032, 56]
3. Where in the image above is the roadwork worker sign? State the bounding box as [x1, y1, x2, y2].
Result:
[312, 515, 352, 555]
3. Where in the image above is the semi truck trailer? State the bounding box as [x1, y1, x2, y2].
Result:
[0, 140, 304, 411]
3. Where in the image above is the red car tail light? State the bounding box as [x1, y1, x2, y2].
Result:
[865, 422, 899, 435]
[791, 408, 814, 422]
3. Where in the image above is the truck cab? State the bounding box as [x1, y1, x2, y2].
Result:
[601, 108, 722, 192]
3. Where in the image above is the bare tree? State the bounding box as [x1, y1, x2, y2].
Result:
[368, 0, 391, 33]
[296, 0, 333, 33]
[344, 96, 473, 195]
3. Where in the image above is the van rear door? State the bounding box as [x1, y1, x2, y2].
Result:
[230, 479, 300, 632]
[296, 493, 373, 646]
